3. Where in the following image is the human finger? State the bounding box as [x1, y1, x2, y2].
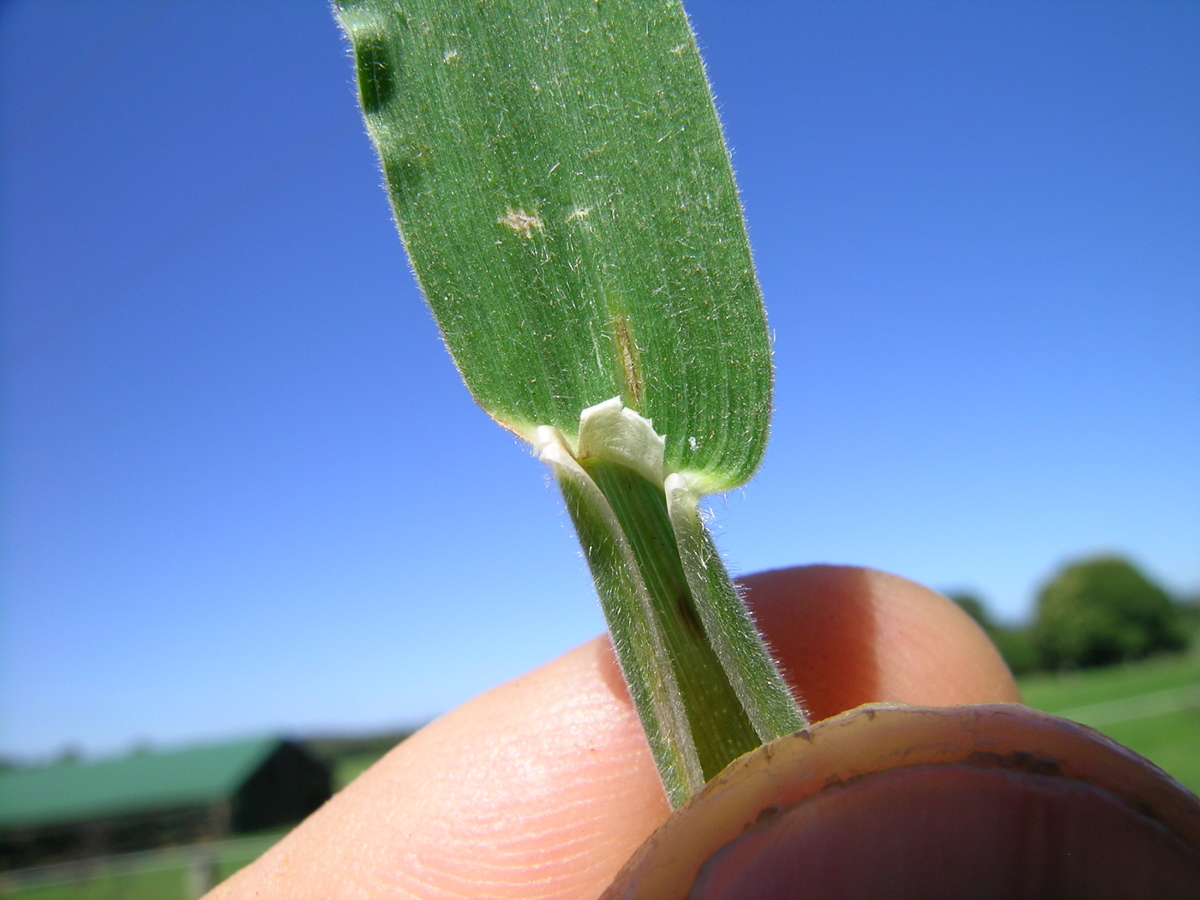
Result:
[740, 564, 1021, 722]
[210, 565, 1018, 899]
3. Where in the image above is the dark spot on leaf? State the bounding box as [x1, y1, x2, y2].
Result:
[355, 36, 395, 115]
[384, 145, 429, 205]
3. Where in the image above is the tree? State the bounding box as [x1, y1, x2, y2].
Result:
[1031, 556, 1187, 670]
[1178, 593, 1200, 639]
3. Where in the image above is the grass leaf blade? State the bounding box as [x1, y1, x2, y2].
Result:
[335, 0, 771, 489]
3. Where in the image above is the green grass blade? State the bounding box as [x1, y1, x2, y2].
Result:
[335, 0, 804, 804]
[545, 439, 704, 805]
[587, 461, 763, 778]
[539, 405, 803, 805]
[335, 0, 770, 490]
[667, 476, 807, 741]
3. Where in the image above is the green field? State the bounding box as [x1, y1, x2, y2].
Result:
[1018, 648, 1200, 794]
[0, 832, 284, 900]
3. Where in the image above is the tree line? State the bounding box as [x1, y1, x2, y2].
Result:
[951, 556, 1199, 676]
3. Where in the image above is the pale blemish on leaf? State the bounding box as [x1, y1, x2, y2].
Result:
[566, 206, 591, 223]
[499, 207, 544, 238]
[613, 316, 644, 407]
[442, 48, 460, 63]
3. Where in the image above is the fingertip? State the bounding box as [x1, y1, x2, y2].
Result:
[212, 636, 668, 900]
[740, 565, 1020, 721]
[212, 564, 1021, 900]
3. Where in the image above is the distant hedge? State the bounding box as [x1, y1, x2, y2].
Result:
[951, 555, 1192, 676]
[1031, 556, 1188, 670]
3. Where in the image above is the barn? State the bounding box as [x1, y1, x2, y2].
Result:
[0, 737, 331, 870]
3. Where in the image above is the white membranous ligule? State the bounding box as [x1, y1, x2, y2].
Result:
[534, 396, 711, 498]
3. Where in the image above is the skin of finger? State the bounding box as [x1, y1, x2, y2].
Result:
[741, 566, 1021, 722]
[210, 566, 1019, 900]
[209, 636, 668, 900]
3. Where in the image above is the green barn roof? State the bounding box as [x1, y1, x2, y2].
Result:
[0, 737, 282, 829]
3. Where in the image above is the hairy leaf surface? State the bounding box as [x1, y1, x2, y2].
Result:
[336, 0, 771, 490]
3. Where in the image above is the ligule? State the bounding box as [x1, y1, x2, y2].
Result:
[539, 403, 804, 805]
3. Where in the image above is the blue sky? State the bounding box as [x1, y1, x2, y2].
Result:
[2, 0, 1197, 760]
